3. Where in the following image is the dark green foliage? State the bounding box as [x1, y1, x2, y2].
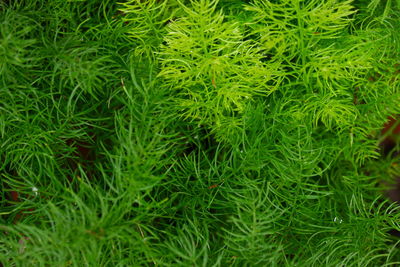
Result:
[1, 0, 400, 266]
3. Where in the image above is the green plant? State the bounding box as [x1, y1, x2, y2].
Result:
[1, 0, 400, 266]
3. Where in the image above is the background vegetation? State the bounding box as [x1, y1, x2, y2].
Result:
[1, 0, 400, 266]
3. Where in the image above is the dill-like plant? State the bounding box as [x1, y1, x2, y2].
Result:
[1, 0, 400, 266]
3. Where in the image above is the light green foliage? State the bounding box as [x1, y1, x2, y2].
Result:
[303, 95, 358, 129]
[158, 0, 281, 141]
[1, 0, 400, 266]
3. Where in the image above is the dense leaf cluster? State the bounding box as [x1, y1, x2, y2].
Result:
[1, 0, 400, 266]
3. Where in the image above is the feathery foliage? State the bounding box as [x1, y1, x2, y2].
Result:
[1, 0, 400, 266]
